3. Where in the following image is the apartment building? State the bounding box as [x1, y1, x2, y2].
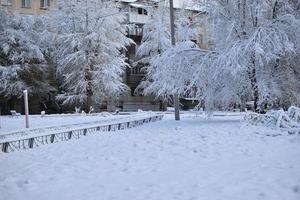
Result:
[0, 0, 56, 14]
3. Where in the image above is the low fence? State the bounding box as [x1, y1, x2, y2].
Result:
[0, 114, 163, 153]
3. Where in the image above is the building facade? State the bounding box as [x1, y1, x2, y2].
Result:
[0, 0, 56, 14]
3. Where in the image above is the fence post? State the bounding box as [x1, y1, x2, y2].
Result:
[68, 131, 72, 139]
[50, 134, 55, 143]
[28, 138, 34, 148]
[3, 142, 9, 153]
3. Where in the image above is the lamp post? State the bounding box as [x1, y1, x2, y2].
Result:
[169, 0, 180, 120]
[23, 90, 29, 128]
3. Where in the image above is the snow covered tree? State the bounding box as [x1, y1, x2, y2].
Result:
[0, 10, 52, 99]
[169, 0, 300, 111]
[52, 0, 133, 111]
[135, 5, 171, 93]
[142, 41, 199, 98]
[143, 0, 300, 111]
[136, 4, 198, 98]
[136, 5, 171, 61]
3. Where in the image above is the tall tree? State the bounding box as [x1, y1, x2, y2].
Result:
[52, 0, 133, 111]
[189, 0, 300, 111]
[136, 4, 198, 98]
[0, 10, 51, 99]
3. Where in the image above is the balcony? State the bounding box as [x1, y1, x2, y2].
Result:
[128, 25, 143, 36]
[129, 12, 149, 24]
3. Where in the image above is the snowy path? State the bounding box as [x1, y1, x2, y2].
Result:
[0, 114, 300, 200]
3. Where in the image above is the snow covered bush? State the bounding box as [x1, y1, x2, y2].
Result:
[287, 106, 300, 123]
[51, 0, 133, 111]
[244, 107, 300, 129]
[99, 112, 112, 117]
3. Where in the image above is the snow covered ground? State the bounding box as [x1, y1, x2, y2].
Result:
[0, 113, 300, 200]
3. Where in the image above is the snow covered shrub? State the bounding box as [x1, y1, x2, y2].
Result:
[99, 112, 112, 117]
[288, 106, 300, 123]
[244, 107, 300, 129]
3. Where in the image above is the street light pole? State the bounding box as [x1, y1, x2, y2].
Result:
[23, 90, 29, 128]
[169, 0, 180, 121]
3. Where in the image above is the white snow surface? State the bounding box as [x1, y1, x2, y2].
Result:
[0, 113, 300, 200]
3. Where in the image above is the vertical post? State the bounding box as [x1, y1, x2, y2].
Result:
[23, 90, 29, 128]
[169, 0, 180, 121]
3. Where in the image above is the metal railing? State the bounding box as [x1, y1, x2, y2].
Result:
[0, 114, 163, 153]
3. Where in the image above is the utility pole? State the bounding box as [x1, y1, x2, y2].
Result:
[23, 90, 29, 128]
[169, 0, 180, 120]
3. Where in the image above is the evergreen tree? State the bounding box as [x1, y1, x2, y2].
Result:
[0, 10, 51, 99]
[52, 0, 133, 111]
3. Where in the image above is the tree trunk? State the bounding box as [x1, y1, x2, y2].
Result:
[84, 61, 93, 113]
[272, 1, 279, 20]
[239, 0, 247, 36]
[169, 0, 180, 120]
[248, 56, 259, 112]
[85, 69, 93, 113]
[86, 93, 92, 113]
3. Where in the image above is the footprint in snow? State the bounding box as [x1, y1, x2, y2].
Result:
[175, 126, 182, 131]
[293, 185, 300, 193]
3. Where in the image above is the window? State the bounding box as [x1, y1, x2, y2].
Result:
[129, 6, 137, 13]
[40, 0, 50, 9]
[138, 8, 143, 15]
[1, 0, 12, 6]
[130, 5, 148, 15]
[21, 0, 32, 8]
[137, 8, 148, 15]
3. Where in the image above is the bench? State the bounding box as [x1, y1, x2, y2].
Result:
[10, 110, 21, 117]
